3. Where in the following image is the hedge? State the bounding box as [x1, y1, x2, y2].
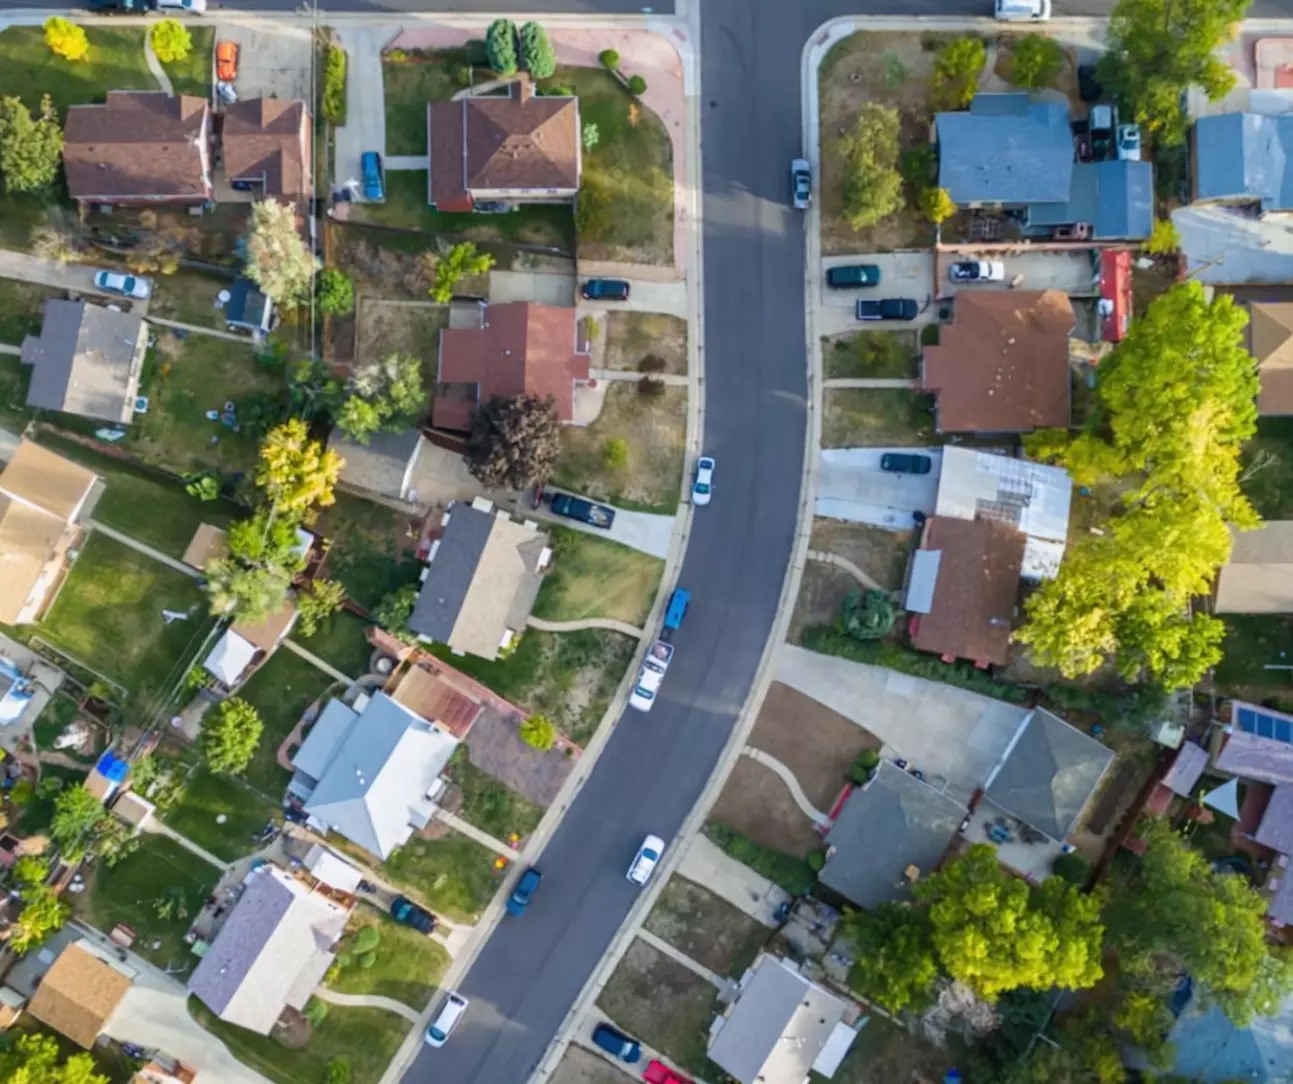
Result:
[322, 44, 347, 125]
[705, 821, 818, 896]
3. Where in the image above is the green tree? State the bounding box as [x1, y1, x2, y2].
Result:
[322, 45, 347, 124]
[916, 845, 1104, 999]
[627, 74, 647, 95]
[43, 17, 88, 61]
[1144, 217, 1181, 255]
[838, 103, 902, 232]
[256, 418, 342, 518]
[599, 49, 620, 70]
[520, 22, 556, 79]
[316, 268, 355, 316]
[304, 997, 329, 1026]
[336, 353, 428, 444]
[1008, 33, 1064, 88]
[10, 888, 68, 955]
[297, 579, 347, 638]
[50, 787, 108, 862]
[430, 241, 495, 304]
[602, 437, 628, 469]
[838, 587, 896, 640]
[326, 1057, 353, 1084]
[244, 199, 320, 309]
[200, 698, 264, 776]
[150, 19, 192, 63]
[930, 36, 986, 111]
[1098, 0, 1248, 146]
[0, 1032, 107, 1084]
[206, 559, 294, 624]
[375, 584, 419, 644]
[0, 95, 63, 194]
[919, 186, 956, 225]
[12, 855, 48, 889]
[466, 393, 562, 490]
[520, 714, 557, 751]
[228, 510, 308, 571]
[184, 472, 220, 502]
[842, 904, 939, 1013]
[485, 19, 518, 75]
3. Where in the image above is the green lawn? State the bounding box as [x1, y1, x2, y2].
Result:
[0, 190, 61, 250]
[147, 269, 237, 330]
[1216, 615, 1293, 690]
[0, 278, 62, 346]
[382, 829, 506, 923]
[331, 903, 449, 1010]
[78, 835, 221, 977]
[33, 431, 243, 558]
[382, 50, 467, 156]
[160, 765, 280, 862]
[0, 355, 33, 434]
[0, 26, 157, 113]
[40, 533, 211, 700]
[446, 746, 543, 843]
[533, 525, 663, 626]
[317, 493, 423, 612]
[295, 610, 374, 680]
[12, 765, 86, 838]
[823, 331, 919, 380]
[237, 649, 338, 795]
[190, 998, 409, 1084]
[1242, 417, 1293, 519]
[32, 693, 98, 764]
[161, 26, 214, 98]
[821, 388, 938, 447]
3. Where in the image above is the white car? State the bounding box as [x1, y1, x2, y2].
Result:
[692, 456, 715, 506]
[628, 641, 673, 713]
[1116, 124, 1142, 161]
[627, 835, 665, 886]
[93, 271, 151, 300]
[157, 0, 208, 12]
[948, 261, 1005, 283]
[995, 0, 1050, 19]
[425, 992, 468, 1048]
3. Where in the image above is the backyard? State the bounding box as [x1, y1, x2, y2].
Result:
[822, 388, 938, 447]
[295, 610, 374, 680]
[237, 649, 339, 795]
[0, 278, 61, 346]
[147, 269, 239, 330]
[32, 692, 100, 764]
[316, 493, 423, 612]
[553, 383, 686, 513]
[159, 762, 280, 862]
[330, 902, 450, 1010]
[381, 828, 506, 923]
[643, 876, 769, 979]
[446, 746, 544, 842]
[13, 764, 86, 838]
[824, 1013, 950, 1084]
[601, 312, 687, 375]
[533, 526, 663, 627]
[356, 297, 449, 374]
[823, 331, 919, 380]
[0, 26, 157, 111]
[1215, 616, 1293, 691]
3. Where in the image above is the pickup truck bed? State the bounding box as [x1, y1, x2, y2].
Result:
[644, 1061, 693, 1084]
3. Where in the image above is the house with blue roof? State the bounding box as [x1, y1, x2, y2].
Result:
[1168, 993, 1293, 1082]
[1193, 112, 1293, 213]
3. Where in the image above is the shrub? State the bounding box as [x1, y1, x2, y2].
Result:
[920, 186, 957, 224]
[520, 714, 557, 751]
[357, 950, 377, 969]
[315, 268, 354, 316]
[706, 822, 817, 895]
[322, 45, 347, 125]
[352, 926, 380, 953]
[303, 998, 329, 1026]
[638, 376, 665, 398]
[43, 17, 88, 62]
[602, 437, 628, 469]
[599, 48, 620, 70]
[465, 39, 489, 67]
[930, 36, 986, 112]
[849, 748, 881, 784]
[1144, 217, 1181, 256]
[520, 22, 556, 80]
[9, 780, 32, 806]
[386, 48, 407, 62]
[1052, 850, 1091, 885]
[150, 19, 192, 64]
[839, 103, 902, 231]
[575, 176, 612, 238]
[807, 851, 826, 873]
[1008, 33, 1064, 89]
[639, 356, 666, 373]
[899, 144, 937, 194]
[582, 122, 600, 151]
[327, 1059, 352, 1084]
[627, 74, 647, 95]
[454, 65, 472, 88]
[485, 19, 518, 76]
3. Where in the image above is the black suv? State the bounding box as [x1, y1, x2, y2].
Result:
[880, 453, 933, 475]
[550, 492, 615, 529]
[390, 896, 436, 934]
[856, 298, 918, 322]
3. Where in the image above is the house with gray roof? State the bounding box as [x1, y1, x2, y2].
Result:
[1167, 990, 1293, 1082]
[20, 299, 147, 423]
[1027, 159, 1154, 240]
[408, 497, 550, 660]
[708, 953, 857, 1084]
[819, 759, 965, 908]
[288, 692, 459, 860]
[328, 428, 428, 504]
[1193, 112, 1293, 213]
[187, 865, 347, 1035]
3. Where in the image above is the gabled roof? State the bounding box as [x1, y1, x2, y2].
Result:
[21, 299, 147, 423]
[1217, 715, 1293, 786]
[182, 523, 229, 571]
[222, 97, 310, 199]
[231, 599, 298, 653]
[27, 943, 130, 1048]
[936, 94, 1074, 205]
[1194, 112, 1293, 211]
[985, 708, 1114, 841]
[329, 428, 425, 502]
[1027, 159, 1154, 240]
[1250, 303, 1293, 414]
[1216, 522, 1293, 613]
[64, 91, 210, 201]
[922, 290, 1075, 435]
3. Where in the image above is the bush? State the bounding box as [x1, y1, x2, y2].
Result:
[1008, 34, 1064, 89]
[465, 39, 489, 66]
[303, 998, 329, 1026]
[356, 950, 377, 969]
[315, 268, 354, 316]
[386, 48, 407, 62]
[520, 714, 557, 751]
[352, 925, 380, 953]
[322, 45, 347, 125]
[150, 20, 192, 63]
[899, 144, 937, 194]
[920, 186, 957, 225]
[705, 822, 817, 895]
[485, 19, 518, 76]
[454, 65, 472, 88]
[839, 103, 902, 231]
[1144, 217, 1181, 256]
[806, 851, 826, 873]
[627, 74, 648, 95]
[1052, 850, 1091, 885]
[930, 36, 986, 111]
[43, 17, 88, 62]
[520, 22, 556, 80]
[849, 748, 881, 784]
[599, 48, 620, 70]
[327, 1059, 352, 1084]
[602, 437, 628, 469]
[582, 122, 600, 151]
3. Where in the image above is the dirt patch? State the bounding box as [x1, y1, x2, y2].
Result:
[822, 388, 937, 448]
[597, 938, 719, 1075]
[707, 757, 823, 857]
[810, 518, 913, 591]
[602, 312, 687, 375]
[644, 875, 770, 979]
[749, 682, 879, 810]
[832, 1013, 951, 1084]
[357, 299, 450, 382]
[328, 224, 433, 300]
[823, 331, 919, 380]
[787, 561, 855, 646]
[552, 1046, 637, 1084]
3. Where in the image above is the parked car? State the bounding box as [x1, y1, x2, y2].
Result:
[663, 588, 690, 634]
[826, 264, 881, 289]
[791, 158, 811, 210]
[87, 0, 157, 12]
[627, 834, 665, 886]
[592, 1023, 642, 1064]
[473, 201, 515, 214]
[1116, 124, 1142, 161]
[550, 492, 615, 529]
[581, 279, 631, 301]
[425, 993, 469, 1048]
[93, 271, 151, 300]
[994, 0, 1051, 19]
[644, 1062, 694, 1084]
[949, 261, 1005, 282]
[692, 456, 715, 506]
[216, 40, 238, 82]
[506, 867, 542, 917]
[856, 298, 917, 322]
[629, 641, 673, 713]
[157, 0, 207, 12]
[880, 452, 933, 475]
[1077, 64, 1102, 103]
[390, 895, 436, 934]
[360, 151, 384, 201]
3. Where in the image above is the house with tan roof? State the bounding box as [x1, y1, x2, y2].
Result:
[433, 302, 590, 431]
[0, 440, 99, 626]
[64, 91, 212, 205]
[26, 942, 132, 1048]
[427, 78, 580, 212]
[1249, 303, 1293, 415]
[202, 598, 299, 690]
[1216, 522, 1293, 613]
[922, 290, 1076, 433]
[221, 97, 312, 202]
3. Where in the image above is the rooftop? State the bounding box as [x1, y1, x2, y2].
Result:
[221, 97, 310, 200]
[27, 942, 131, 1049]
[1216, 521, 1293, 613]
[1194, 112, 1293, 212]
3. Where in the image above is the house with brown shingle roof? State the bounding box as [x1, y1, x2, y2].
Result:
[1250, 303, 1293, 415]
[427, 79, 580, 212]
[922, 290, 1075, 433]
[433, 301, 590, 431]
[64, 92, 212, 205]
[27, 942, 131, 1049]
[221, 97, 312, 202]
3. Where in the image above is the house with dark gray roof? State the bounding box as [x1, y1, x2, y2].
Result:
[408, 498, 550, 660]
[1193, 112, 1293, 213]
[20, 299, 148, 423]
[328, 428, 428, 504]
[187, 865, 347, 1034]
[1027, 159, 1154, 240]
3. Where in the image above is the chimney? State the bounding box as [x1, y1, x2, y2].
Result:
[516, 76, 532, 104]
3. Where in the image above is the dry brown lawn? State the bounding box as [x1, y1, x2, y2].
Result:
[831, 1013, 952, 1084]
[822, 388, 937, 447]
[810, 518, 913, 591]
[787, 561, 856, 645]
[551, 1047, 637, 1084]
[644, 876, 769, 979]
[356, 299, 449, 385]
[602, 312, 687, 374]
[707, 757, 823, 856]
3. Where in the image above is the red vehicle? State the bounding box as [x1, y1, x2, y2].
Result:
[216, 41, 239, 82]
[644, 1062, 693, 1084]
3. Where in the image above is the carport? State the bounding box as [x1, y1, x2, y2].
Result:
[815, 447, 942, 530]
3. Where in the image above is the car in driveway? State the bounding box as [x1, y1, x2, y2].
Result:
[826, 264, 881, 289]
[506, 867, 542, 917]
[94, 271, 151, 300]
[361, 152, 384, 201]
[949, 261, 1005, 282]
[856, 298, 917, 322]
[390, 895, 436, 934]
[216, 40, 238, 81]
[550, 492, 615, 529]
[791, 158, 811, 210]
[425, 993, 469, 1048]
[627, 835, 665, 886]
[592, 1023, 642, 1063]
[581, 279, 631, 302]
[1116, 123, 1142, 161]
[880, 452, 933, 475]
[692, 456, 714, 506]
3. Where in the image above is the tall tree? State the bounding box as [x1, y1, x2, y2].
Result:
[838, 103, 902, 231]
[296, 579, 346, 637]
[335, 353, 428, 444]
[485, 19, 518, 76]
[0, 1033, 107, 1084]
[315, 268, 354, 316]
[1097, 0, 1250, 146]
[227, 507, 308, 571]
[50, 787, 108, 862]
[465, 393, 562, 490]
[430, 241, 495, 304]
[374, 584, 419, 644]
[9, 885, 69, 954]
[204, 558, 293, 623]
[255, 418, 342, 518]
[243, 199, 319, 309]
[200, 698, 264, 776]
[520, 22, 556, 79]
[842, 904, 940, 1013]
[0, 95, 62, 194]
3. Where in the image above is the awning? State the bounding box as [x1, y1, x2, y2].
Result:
[203, 630, 257, 685]
[811, 1021, 860, 1078]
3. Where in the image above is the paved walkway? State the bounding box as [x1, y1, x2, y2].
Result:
[143, 32, 172, 95]
[0, 343, 20, 356]
[283, 638, 354, 685]
[742, 748, 830, 826]
[677, 835, 789, 929]
[822, 377, 919, 389]
[635, 928, 731, 993]
[148, 317, 248, 343]
[526, 615, 644, 638]
[140, 817, 232, 872]
[316, 988, 421, 1023]
[433, 810, 518, 860]
[0, 247, 140, 306]
[384, 156, 426, 171]
[806, 548, 885, 592]
[88, 520, 200, 578]
[589, 368, 689, 388]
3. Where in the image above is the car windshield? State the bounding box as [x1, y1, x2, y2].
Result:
[694, 482, 710, 494]
[429, 1027, 447, 1041]
[642, 848, 659, 861]
[635, 687, 655, 701]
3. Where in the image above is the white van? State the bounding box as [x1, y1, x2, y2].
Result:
[425, 992, 469, 1048]
[995, 0, 1051, 20]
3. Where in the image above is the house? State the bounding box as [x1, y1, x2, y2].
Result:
[933, 447, 1073, 580]
[0, 657, 34, 727]
[288, 691, 461, 860]
[388, 659, 486, 738]
[181, 523, 229, 571]
[921, 290, 1076, 434]
[0, 440, 99, 626]
[1026, 159, 1154, 240]
[1192, 113, 1293, 213]
[64, 91, 212, 205]
[408, 498, 551, 660]
[818, 759, 965, 908]
[301, 844, 364, 894]
[432, 302, 590, 432]
[223, 278, 274, 336]
[1216, 522, 1293, 613]
[202, 600, 298, 690]
[26, 942, 131, 1048]
[329, 429, 432, 504]
[1167, 989, 1293, 1082]
[905, 516, 1025, 668]
[707, 953, 857, 1084]
[21, 300, 149, 424]
[426, 78, 580, 212]
[188, 864, 347, 1034]
[221, 97, 312, 202]
[1248, 303, 1293, 414]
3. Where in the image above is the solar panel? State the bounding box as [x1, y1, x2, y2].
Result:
[1234, 704, 1293, 746]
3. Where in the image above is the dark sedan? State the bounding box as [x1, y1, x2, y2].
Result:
[581, 279, 631, 301]
[880, 453, 933, 474]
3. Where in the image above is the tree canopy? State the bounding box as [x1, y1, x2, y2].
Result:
[43, 17, 88, 61]
[149, 19, 192, 63]
[255, 418, 341, 519]
[1007, 34, 1064, 89]
[930, 36, 987, 111]
[374, 584, 419, 644]
[201, 698, 264, 776]
[50, 787, 109, 862]
[838, 103, 902, 232]
[465, 393, 562, 491]
[520, 22, 556, 79]
[243, 199, 319, 309]
[0, 1033, 107, 1084]
[9, 885, 69, 954]
[335, 353, 428, 444]
[842, 903, 940, 1013]
[315, 268, 354, 316]
[296, 579, 346, 637]
[430, 241, 495, 304]
[485, 19, 517, 75]
[0, 95, 62, 194]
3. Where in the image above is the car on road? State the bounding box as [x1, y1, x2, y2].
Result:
[157, 0, 207, 12]
[425, 993, 469, 1048]
[880, 452, 933, 475]
[692, 456, 715, 506]
[949, 260, 1005, 282]
[592, 1023, 642, 1063]
[627, 835, 665, 886]
[550, 492, 615, 529]
[629, 641, 673, 713]
[580, 279, 631, 302]
[994, 0, 1051, 19]
[216, 40, 238, 82]
[506, 867, 542, 917]
[361, 151, 384, 201]
[93, 271, 151, 300]
[856, 298, 917, 322]
[791, 158, 811, 210]
[87, 0, 158, 12]
[826, 264, 881, 289]
[1116, 123, 1142, 161]
[390, 895, 436, 934]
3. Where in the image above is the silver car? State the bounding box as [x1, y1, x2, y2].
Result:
[791, 158, 811, 210]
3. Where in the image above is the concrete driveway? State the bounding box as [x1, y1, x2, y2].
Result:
[490, 270, 577, 307]
[819, 252, 937, 335]
[815, 447, 942, 530]
[333, 26, 387, 202]
[578, 278, 687, 319]
[775, 644, 1029, 803]
[935, 250, 1100, 298]
[1174, 204, 1293, 285]
[217, 22, 314, 104]
[529, 497, 675, 560]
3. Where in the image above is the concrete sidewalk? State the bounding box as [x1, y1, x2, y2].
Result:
[677, 834, 789, 929]
[0, 247, 149, 313]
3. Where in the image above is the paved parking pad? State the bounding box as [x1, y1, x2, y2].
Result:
[815, 447, 941, 529]
[217, 24, 314, 104]
[936, 249, 1099, 297]
[820, 252, 938, 336]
